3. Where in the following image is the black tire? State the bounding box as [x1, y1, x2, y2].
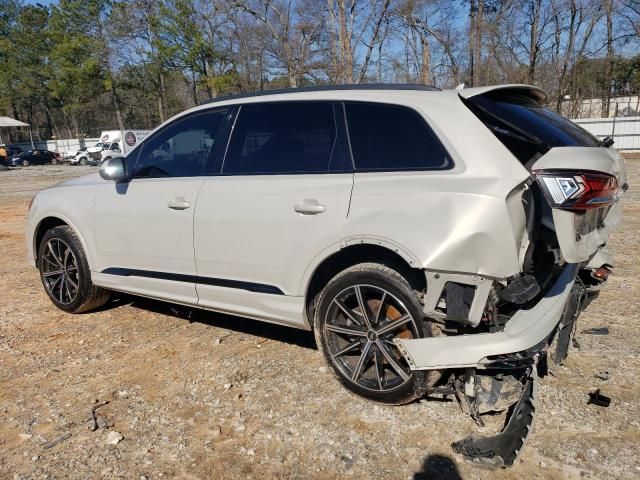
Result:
[22, 159, 29, 166]
[79, 157, 87, 166]
[314, 262, 433, 405]
[37, 225, 110, 313]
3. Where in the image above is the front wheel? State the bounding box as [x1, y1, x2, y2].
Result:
[22, 159, 29, 166]
[79, 157, 87, 166]
[314, 263, 432, 404]
[38, 225, 110, 313]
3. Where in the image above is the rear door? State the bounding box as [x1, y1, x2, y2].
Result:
[193, 101, 353, 323]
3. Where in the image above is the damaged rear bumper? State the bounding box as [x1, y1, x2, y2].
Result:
[395, 263, 578, 370]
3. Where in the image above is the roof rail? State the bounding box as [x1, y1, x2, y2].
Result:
[199, 83, 441, 106]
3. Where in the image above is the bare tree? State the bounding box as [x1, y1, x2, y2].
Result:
[231, 0, 324, 87]
[551, 0, 604, 112]
[325, 0, 395, 84]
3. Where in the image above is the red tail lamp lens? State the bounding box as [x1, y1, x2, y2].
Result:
[593, 267, 611, 281]
[534, 171, 620, 211]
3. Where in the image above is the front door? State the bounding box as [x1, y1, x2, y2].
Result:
[93, 108, 231, 305]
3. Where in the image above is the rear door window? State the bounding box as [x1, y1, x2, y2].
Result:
[344, 102, 452, 171]
[222, 102, 349, 175]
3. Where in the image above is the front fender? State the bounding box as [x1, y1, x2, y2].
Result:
[26, 189, 97, 271]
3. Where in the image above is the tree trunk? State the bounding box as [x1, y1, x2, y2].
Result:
[602, 0, 614, 117]
[469, 0, 476, 86]
[474, 0, 483, 86]
[288, 67, 298, 88]
[338, 0, 353, 83]
[43, 99, 53, 140]
[202, 58, 214, 99]
[420, 36, 431, 85]
[556, 2, 578, 112]
[111, 81, 125, 132]
[157, 73, 166, 123]
[528, 0, 541, 83]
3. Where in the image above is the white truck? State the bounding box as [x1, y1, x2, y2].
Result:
[73, 130, 151, 165]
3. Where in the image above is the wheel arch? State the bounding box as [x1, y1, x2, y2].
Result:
[33, 215, 92, 269]
[303, 243, 426, 324]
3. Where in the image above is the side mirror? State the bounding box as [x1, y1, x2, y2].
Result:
[99, 157, 127, 181]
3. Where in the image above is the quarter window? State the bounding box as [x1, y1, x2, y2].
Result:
[345, 102, 451, 171]
[132, 109, 228, 178]
[223, 102, 347, 174]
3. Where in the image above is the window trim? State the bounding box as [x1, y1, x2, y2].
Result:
[129, 106, 232, 180]
[219, 100, 353, 176]
[344, 100, 454, 173]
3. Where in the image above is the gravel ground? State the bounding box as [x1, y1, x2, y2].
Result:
[0, 161, 639, 480]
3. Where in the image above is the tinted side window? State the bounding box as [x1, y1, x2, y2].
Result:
[223, 102, 347, 174]
[345, 102, 451, 171]
[466, 93, 600, 165]
[133, 109, 228, 178]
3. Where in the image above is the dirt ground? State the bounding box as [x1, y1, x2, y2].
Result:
[0, 159, 638, 480]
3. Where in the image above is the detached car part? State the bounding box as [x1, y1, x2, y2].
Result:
[452, 371, 537, 469]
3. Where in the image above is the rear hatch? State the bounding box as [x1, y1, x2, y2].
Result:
[460, 85, 627, 264]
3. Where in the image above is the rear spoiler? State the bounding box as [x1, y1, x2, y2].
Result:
[458, 84, 549, 106]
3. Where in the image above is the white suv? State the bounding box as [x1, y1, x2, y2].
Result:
[26, 84, 626, 467]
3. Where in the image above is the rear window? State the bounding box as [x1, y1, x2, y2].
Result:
[345, 102, 451, 171]
[466, 92, 600, 165]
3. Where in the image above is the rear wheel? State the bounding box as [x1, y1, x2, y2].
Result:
[314, 263, 432, 404]
[38, 225, 110, 313]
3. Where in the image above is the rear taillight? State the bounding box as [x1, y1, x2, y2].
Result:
[533, 171, 620, 211]
[592, 266, 611, 281]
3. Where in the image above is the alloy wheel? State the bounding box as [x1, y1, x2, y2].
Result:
[41, 238, 80, 305]
[324, 284, 418, 393]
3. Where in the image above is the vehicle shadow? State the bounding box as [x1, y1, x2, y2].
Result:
[103, 294, 317, 350]
[413, 454, 463, 480]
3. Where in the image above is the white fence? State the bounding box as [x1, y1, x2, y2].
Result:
[12, 138, 99, 154]
[573, 116, 640, 151]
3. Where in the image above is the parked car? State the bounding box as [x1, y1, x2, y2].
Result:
[4, 149, 61, 166]
[7, 146, 23, 157]
[68, 147, 89, 165]
[25, 84, 626, 467]
[63, 147, 84, 162]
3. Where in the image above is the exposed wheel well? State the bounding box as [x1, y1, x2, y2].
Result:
[305, 244, 426, 323]
[34, 217, 68, 259]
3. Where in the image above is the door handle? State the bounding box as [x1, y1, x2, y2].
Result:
[167, 197, 191, 210]
[294, 199, 326, 215]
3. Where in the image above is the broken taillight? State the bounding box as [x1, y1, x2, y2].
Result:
[533, 171, 620, 211]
